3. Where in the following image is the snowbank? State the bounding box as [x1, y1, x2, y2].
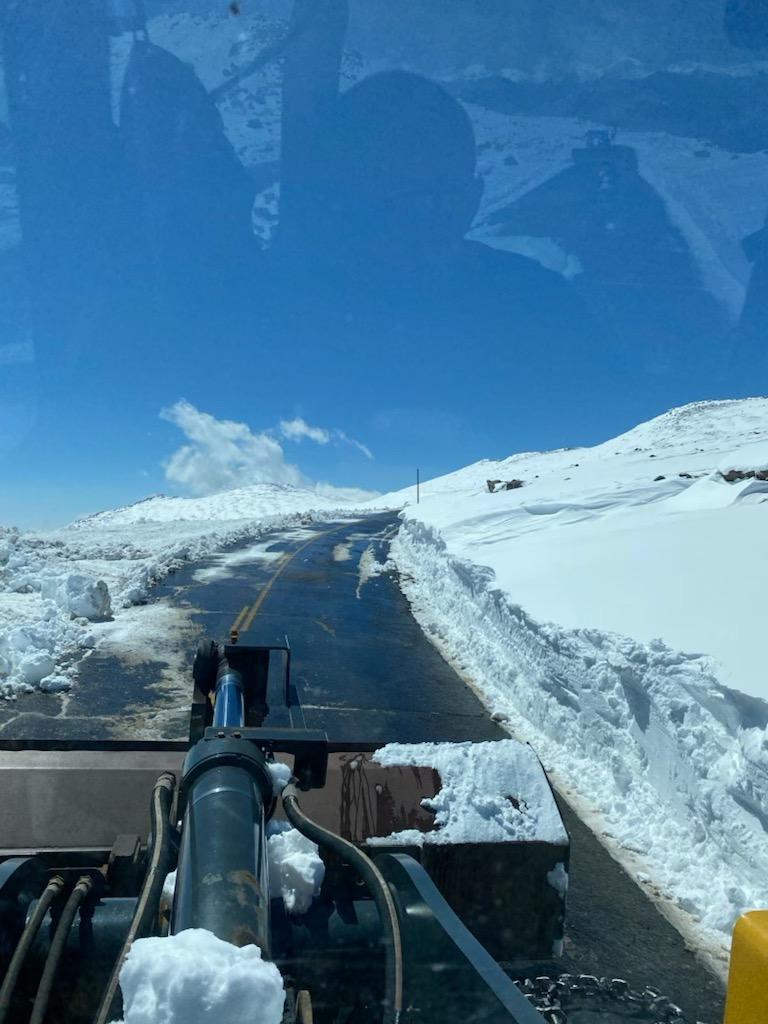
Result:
[115, 929, 284, 1024]
[375, 398, 768, 701]
[369, 739, 567, 846]
[376, 398, 768, 956]
[0, 485, 361, 697]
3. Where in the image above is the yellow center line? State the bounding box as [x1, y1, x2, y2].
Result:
[240, 526, 346, 633]
[230, 604, 251, 634]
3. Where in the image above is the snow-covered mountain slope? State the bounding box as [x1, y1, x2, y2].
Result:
[371, 397, 768, 961]
[72, 482, 355, 526]
[376, 397, 768, 701]
[0, 484, 360, 697]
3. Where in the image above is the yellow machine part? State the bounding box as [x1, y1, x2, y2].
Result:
[724, 910, 768, 1024]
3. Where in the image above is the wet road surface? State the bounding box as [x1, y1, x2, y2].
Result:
[0, 511, 725, 1020]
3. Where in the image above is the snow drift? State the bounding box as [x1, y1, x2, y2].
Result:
[374, 398, 768, 959]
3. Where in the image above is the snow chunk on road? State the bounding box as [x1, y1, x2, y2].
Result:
[17, 650, 55, 685]
[115, 928, 285, 1024]
[41, 573, 112, 621]
[369, 740, 567, 846]
[267, 822, 325, 915]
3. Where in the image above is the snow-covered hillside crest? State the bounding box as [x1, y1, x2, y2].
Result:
[378, 397, 768, 959]
[0, 484, 362, 697]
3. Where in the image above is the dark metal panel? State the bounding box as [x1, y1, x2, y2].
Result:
[0, 751, 185, 849]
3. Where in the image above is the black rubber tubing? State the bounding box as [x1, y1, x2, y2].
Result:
[0, 874, 66, 1024]
[30, 875, 94, 1024]
[282, 782, 403, 1024]
[93, 771, 177, 1024]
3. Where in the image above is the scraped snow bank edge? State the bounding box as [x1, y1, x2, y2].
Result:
[389, 516, 768, 968]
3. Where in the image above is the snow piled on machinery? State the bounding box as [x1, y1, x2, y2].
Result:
[369, 739, 567, 846]
[370, 396, 768, 963]
[113, 928, 285, 1024]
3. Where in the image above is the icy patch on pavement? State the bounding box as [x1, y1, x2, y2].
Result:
[355, 544, 391, 598]
[192, 539, 285, 583]
[267, 822, 325, 915]
[332, 542, 352, 562]
[114, 928, 285, 1024]
[369, 740, 567, 846]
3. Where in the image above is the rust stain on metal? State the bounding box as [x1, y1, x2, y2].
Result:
[227, 869, 262, 907]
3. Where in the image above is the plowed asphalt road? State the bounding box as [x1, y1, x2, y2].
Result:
[0, 511, 725, 1021]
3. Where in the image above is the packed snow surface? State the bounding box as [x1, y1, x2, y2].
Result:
[372, 398, 768, 958]
[114, 928, 284, 1024]
[267, 822, 325, 915]
[369, 740, 567, 846]
[0, 484, 360, 697]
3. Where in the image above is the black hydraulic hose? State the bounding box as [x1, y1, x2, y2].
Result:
[30, 875, 94, 1024]
[0, 874, 65, 1024]
[93, 772, 176, 1024]
[282, 782, 403, 1024]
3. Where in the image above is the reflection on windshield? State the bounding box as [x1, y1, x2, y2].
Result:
[0, 0, 766, 482]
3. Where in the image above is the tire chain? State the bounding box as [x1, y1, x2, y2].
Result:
[513, 973, 712, 1024]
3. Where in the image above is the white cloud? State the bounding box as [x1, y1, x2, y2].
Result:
[335, 430, 374, 461]
[160, 402, 379, 502]
[161, 401, 305, 496]
[279, 418, 374, 461]
[279, 418, 331, 445]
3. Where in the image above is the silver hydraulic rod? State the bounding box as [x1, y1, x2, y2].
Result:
[212, 666, 245, 728]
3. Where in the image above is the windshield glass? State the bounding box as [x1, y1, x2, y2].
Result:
[1, 6, 767, 1024]
[1, 0, 764, 525]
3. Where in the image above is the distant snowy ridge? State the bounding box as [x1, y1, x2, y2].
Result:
[0, 484, 363, 697]
[377, 397, 768, 961]
[68, 482, 348, 527]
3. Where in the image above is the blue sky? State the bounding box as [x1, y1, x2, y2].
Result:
[0, 5, 758, 530]
[0, 325, 734, 531]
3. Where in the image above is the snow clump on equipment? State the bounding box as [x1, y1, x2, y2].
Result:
[267, 761, 292, 795]
[114, 928, 285, 1024]
[369, 740, 567, 846]
[267, 822, 325, 915]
